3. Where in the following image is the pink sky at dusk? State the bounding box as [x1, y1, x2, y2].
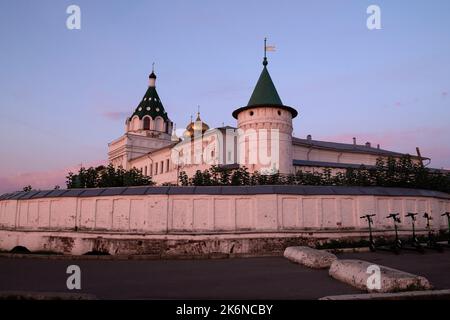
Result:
[0, 160, 106, 194]
[1, 1, 449, 194]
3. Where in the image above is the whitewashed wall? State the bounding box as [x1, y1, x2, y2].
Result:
[1, 194, 448, 233]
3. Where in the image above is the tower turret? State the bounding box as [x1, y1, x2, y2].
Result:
[127, 66, 172, 134]
[232, 41, 298, 174]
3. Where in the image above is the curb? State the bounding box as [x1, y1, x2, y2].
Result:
[323, 247, 371, 254]
[0, 291, 97, 300]
[320, 289, 450, 300]
[0, 251, 283, 261]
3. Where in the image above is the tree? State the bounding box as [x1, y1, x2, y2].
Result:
[66, 164, 154, 189]
[172, 156, 449, 193]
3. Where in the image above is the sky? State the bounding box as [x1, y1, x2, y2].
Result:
[0, 0, 449, 193]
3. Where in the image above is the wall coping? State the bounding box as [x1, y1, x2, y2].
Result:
[1, 186, 449, 200]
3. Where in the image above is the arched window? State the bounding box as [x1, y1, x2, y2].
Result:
[143, 117, 150, 130]
[155, 117, 164, 132]
[131, 116, 140, 131]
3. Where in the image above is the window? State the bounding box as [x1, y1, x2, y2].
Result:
[249, 111, 254, 116]
[149, 164, 153, 176]
[166, 159, 169, 172]
[155, 117, 164, 132]
[155, 163, 158, 175]
[160, 161, 164, 174]
[211, 150, 215, 158]
[143, 117, 150, 130]
[277, 110, 281, 116]
[144, 166, 147, 176]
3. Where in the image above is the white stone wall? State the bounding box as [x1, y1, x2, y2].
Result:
[1, 194, 448, 234]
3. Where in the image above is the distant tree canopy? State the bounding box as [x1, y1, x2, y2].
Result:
[178, 155, 450, 193]
[66, 164, 154, 189]
[61, 156, 449, 193]
[22, 185, 33, 192]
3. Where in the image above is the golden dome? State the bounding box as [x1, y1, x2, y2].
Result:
[183, 112, 209, 138]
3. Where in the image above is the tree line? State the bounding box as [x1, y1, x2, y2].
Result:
[19, 155, 448, 193]
[178, 155, 449, 193]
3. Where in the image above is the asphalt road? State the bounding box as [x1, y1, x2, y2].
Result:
[0, 256, 361, 299]
[1, 250, 449, 299]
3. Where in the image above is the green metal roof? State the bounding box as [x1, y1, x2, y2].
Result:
[130, 84, 169, 121]
[247, 65, 283, 107]
[232, 60, 298, 119]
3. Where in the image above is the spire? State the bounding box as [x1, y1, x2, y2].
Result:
[231, 40, 298, 119]
[263, 37, 268, 67]
[171, 123, 179, 142]
[246, 38, 282, 106]
[196, 105, 201, 121]
[149, 62, 156, 87]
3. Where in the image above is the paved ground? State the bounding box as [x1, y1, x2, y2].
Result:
[0, 256, 361, 299]
[1, 250, 449, 299]
[337, 250, 450, 290]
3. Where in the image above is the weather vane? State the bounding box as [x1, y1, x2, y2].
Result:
[263, 38, 276, 66]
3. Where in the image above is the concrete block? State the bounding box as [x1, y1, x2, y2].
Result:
[284, 246, 337, 269]
[320, 289, 450, 300]
[329, 259, 432, 293]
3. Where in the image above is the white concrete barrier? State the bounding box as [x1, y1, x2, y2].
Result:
[0, 186, 448, 255]
[284, 246, 337, 268]
[329, 259, 432, 293]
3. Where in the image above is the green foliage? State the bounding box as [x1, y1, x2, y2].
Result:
[66, 164, 154, 189]
[22, 185, 33, 192]
[175, 156, 450, 193]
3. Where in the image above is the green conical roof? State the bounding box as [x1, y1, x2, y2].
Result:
[232, 59, 298, 119]
[130, 74, 169, 121]
[247, 65, 283, 106]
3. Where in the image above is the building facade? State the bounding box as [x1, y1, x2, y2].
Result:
[108, 57, 427, 185]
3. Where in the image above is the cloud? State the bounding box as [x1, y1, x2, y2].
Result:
[101, 111, 129, 120]
[0, 160, 106, 194]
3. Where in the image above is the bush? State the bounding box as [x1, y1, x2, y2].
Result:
[177, 156, 450, 193]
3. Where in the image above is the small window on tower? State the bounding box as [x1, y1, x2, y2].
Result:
[249, 111, 254, 116]
[277, 110, 281, 116]
[143, 117, 150, 130]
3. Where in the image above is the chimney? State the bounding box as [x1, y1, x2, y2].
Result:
[307, 134, 312, 141]
[353, 137, 356, 145]
[365, 142, 371, 148]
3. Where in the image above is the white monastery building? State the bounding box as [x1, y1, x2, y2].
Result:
[108, 55, 427, 185]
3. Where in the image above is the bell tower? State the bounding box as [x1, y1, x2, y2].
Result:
[108, 67, 174, 169]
